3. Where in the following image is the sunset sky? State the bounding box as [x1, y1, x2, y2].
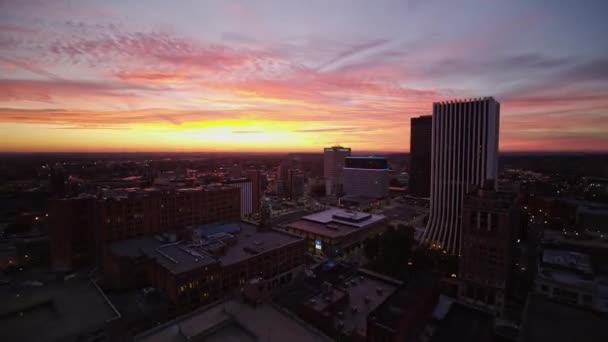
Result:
[0, 0, 607, 152]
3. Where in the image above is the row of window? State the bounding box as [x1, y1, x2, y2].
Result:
[469, 211, 499, 232]
[540, 285, 593, 306]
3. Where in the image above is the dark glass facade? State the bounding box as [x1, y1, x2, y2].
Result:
[409, 115, 432, 197]
[344, 157, 388, 170]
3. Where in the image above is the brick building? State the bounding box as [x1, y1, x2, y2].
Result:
[104, 223, 306, 311]
[367, 272, 441, 341]
[459, 188, 521, 316]
[49, 186, 241, 270]
[49, 195, 97, 270]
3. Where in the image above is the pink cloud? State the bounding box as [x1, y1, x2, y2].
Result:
[0, 79, 167, 105]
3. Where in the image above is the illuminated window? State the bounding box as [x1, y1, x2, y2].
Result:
[315, 240, 323, 251]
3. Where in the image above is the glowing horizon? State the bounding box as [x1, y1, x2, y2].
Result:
[1, 0, 607, 153]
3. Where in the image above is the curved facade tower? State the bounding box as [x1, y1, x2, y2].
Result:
[421, 97, 500, 255]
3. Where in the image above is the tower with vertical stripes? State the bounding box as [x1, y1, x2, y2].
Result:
[421, 97, 500, 255]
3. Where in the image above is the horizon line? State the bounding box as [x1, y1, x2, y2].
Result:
[1, 150, 607, 154]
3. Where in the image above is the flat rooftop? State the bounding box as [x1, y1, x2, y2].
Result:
[0, 277, 116, 342]
[370, 272, 439, 331]
[522, 294, 608, 342]
[108, 223, 301, 274]
[431, 303, 494, 342]
[542, 249, 593, 274]
[135, 299, 332, 342]
[219, 224, 300, 265]
[341, 273, 397, 337]
[302, 208, 385, 228]
[302, 271, 399, 337]
[287, 220, 357, 239]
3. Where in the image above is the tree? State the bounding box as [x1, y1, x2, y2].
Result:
[364, 235, 380, 260]
[367, 225, 416, 279]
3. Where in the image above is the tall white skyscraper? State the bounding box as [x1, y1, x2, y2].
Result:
[421, 97, 500, 255]
[323, 146, 351, 196]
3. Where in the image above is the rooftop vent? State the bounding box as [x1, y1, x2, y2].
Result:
[326, 224, 340, 231]
[243, 246, 260, 255]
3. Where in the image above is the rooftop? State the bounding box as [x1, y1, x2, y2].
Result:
[303, 271, 399, 337]
[189, 222, 241, 238]
[522, 294, 608, 342]
[135, 299, 332, 342]
[344, 156, 388, 170]
[345, 156, 386, 160]
[302, 207, 385, 228]
[287, 208, 385, 239]
[370, 272, 440, 331]
[0, 277, 116, 342]
[538, 249, 595, 288]
[324, 146, 351, 152]
[434, 97, 497, 105]
[108, 223, 301, 274]
[431, 303, 494, 342]
[542, 249, 593, 274]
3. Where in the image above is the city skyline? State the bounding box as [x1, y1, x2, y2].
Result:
[1, 0, 608, 153]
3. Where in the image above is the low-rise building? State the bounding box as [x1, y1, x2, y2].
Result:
[135, 298, 332, 342]
[368, 272, 441, 341]
[49, 185, 241, 270]
[535, 249, 603, 311]
[0, 276, 118, 342]
[275, 261, 402, 341]
[104, 222, 306, 311]
[283, 207, 387, 258]
[521, 294, 608, 342]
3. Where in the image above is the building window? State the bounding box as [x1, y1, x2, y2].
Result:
[541, 285, 548, 292]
